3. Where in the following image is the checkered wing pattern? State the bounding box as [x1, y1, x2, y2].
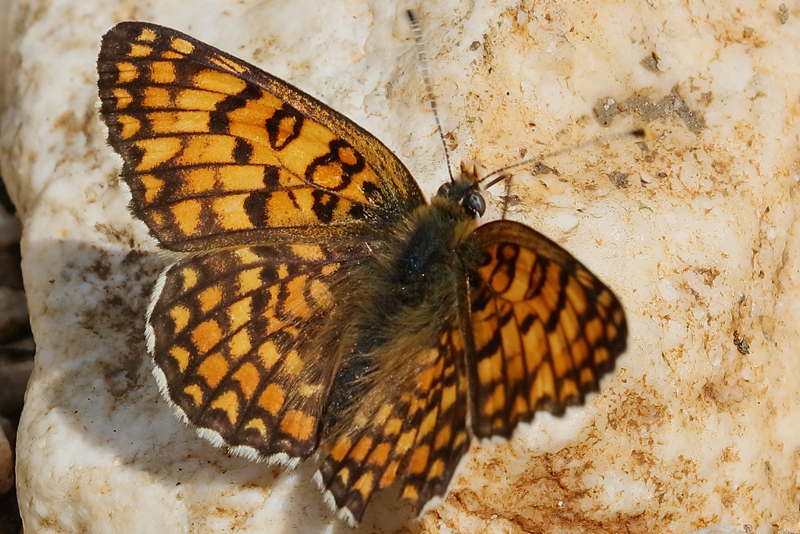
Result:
[315, 328, 470, 524]
[466, 220, 627, 437]
[98, 22, 424, 252]
[148, 243, 360, 463]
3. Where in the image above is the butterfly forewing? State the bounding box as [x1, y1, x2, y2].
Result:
[98, 22, 424, 251]
[465, 220, 627, 437]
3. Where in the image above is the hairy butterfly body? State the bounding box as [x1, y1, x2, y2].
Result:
[97, 21, 627, 525]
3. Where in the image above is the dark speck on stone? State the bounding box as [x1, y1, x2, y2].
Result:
[608, 171, 630, 189]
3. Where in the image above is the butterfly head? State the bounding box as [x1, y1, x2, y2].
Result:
[435, 179, 486, 219]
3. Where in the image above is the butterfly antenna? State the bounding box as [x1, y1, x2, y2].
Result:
[407, 10, 455, 183]
[480, 128, 646, 189]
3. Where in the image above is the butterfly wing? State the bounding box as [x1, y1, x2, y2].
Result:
[315, 328, 471, 525]
[148, 243, 362, 464]
[465, 220, 627, 438]
[98, 22, 425, 252]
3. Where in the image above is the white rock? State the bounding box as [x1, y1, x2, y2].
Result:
[1, 1, 799, 533]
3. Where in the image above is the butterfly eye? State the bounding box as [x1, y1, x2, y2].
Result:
[464, 191, 486, 217]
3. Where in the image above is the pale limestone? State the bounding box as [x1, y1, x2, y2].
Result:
[1, 1, 798, 533]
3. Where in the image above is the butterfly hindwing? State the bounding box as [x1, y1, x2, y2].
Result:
[315, 328, 470, 524]
[98, 22, 425, 251]
[466, 220, 627, 437]
[148, 243, 363, 463]
[397, 328, 471, 512]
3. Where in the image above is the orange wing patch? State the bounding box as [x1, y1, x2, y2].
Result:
[98, 22, 425, 251]
[314, 328, 470, 525]
[148, 242, 362, 462]
[466, 220, 627, 437]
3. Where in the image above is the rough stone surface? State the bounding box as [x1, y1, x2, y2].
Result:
[1, 1, 798, 533]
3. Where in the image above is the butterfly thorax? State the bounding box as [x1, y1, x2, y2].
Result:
[394, 193, 478, 287]
[385, 177, 485, 306]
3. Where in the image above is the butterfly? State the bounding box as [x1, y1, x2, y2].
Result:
[96, 21, 627, 525]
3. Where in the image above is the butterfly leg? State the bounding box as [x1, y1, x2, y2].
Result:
[501, 173, 514, 219]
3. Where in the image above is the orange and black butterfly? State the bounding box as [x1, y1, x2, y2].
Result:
[97, 21, 627, 525]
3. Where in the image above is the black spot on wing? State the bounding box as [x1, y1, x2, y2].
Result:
[233, 138, 253, 163]
[265, 104, 304, 150]
[243, 191, 267, 227]
[311, 190, 338, 223]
